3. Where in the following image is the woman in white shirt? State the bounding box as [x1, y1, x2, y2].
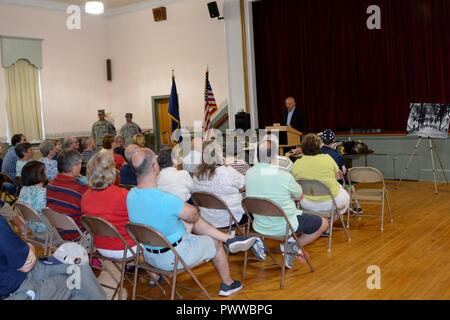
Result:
[157, 146, 193, 202]
[192, 142, 246, 229]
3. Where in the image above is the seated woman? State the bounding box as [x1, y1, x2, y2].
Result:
[81, 152, 137, 299]
[192, 142, 266, 260]
[100, 134, 126, 170]
[291, 133, 350, 219]
[39, 140, 58, 180]
[157, 146, 193, 202]
[132, 133, 146, 148]
[18, 161, 49, 237]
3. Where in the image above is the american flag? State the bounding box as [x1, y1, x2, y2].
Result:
[203, 70, 218, 132]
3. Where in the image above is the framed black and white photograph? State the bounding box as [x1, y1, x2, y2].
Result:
[406, 103, 450, 139]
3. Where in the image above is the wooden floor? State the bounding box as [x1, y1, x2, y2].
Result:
[129, 181, 450, 300]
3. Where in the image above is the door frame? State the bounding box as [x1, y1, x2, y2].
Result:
[151, 95, 170, 152]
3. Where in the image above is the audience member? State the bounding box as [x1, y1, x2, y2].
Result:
[182, 136, 203, 174]
[119, 144, 139, 186]
[224, 142, 251, 175]
[321, 129, 346, 175]
[291, 133, 350, 223]
[101, 134, 126, 170]
[81, 136, 97, 167]
[1, 134, 26, 180]
[81, 152, 136, 300]
[46, 150, 88, 240]
[15, 143, 33, 178]
[157, 146, 193, 202]
[0, 216, 106, 300]
[39, 140, 58, 180]
[18, 161, 48, 236]
[132, 133, 146, 148]
[127, 148, 256, 296]
[113, 135, 126, 159]
[63, 136, 80, 151]
[246, 139, 328, 268]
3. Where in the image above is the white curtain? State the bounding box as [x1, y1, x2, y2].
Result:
[4, 59, 43, 140]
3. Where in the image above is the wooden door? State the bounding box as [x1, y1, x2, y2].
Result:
[156, 98, 171, 146]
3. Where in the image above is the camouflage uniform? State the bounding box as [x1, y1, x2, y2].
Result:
[92, 120, 116, 148]
[120, 122, 142, 145]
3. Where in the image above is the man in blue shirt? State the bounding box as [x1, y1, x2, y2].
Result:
[1, 134, 27, 181]
[0, 215, 105, 300]
[127, 148, 256, 297]
[320, 129, 346, 174]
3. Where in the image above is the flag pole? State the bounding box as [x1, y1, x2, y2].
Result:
[172, 69, 175, 79]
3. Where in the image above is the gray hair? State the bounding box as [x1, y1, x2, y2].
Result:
[39, 140, 55, 157]
[57, 150, 82, 173]
[124, 144, 140, 163]
[63, 136, 77, 149]
[86, 151, 116, 190]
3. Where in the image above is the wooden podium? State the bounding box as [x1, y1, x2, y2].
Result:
[266, 125, 303, 155]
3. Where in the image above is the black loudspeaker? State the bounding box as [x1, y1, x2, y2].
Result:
[106, 59, 112, 81]
[235, 111, 251, 131]
[207, 2, 223, 19]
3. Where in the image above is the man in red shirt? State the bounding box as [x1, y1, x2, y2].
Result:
[46, 150, 88, 240]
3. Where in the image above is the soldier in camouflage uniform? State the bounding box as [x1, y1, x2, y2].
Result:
[120, 113, 142, 146]
[92, 109, 116, 149]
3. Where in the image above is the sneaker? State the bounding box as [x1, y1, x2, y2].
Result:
[218, 280, 243, 297]
[225, 236, 257, 254]
[251, 238, 267, 260]
[321, 228, 331, 237]
[148, 275, 164, 288]
[280, 242, 299, 269]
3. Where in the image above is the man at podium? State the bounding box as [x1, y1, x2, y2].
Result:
[280, 97, 306, 132]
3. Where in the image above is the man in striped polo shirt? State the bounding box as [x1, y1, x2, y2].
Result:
[46, 150, 88, 240]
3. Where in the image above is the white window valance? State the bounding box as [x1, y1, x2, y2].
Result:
[0, 36, 43, 69]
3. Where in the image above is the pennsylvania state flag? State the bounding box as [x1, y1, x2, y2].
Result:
[168, 75, 181, 143]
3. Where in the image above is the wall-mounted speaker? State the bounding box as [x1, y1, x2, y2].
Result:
[153, 7, 167, 22]
[106, 59, 112, 81]
[207, 2, 223, 20]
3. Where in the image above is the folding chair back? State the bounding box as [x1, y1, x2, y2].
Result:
[348, 167, 384, 184]
[13, 202, 54, 255]
[81, 215, 134, 300]
[126, 223, 211, 300]
[241, 197, 314, 289]
[297, 179, 351, 252]
[298, 179, 334, 198]
[192, 191, 243, 234]
[43, 208, 88, 247]
[0, 172, 18, 202]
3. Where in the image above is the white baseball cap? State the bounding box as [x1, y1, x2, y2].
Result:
[52, 243, 89, 265]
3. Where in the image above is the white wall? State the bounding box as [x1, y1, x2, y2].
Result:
[0, 4, 109, 138]
[0, 0, 229, 138]
[106, 0, 228, 131]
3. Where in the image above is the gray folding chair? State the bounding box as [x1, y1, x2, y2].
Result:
[241, 197, 314, 289]
[191, 191, 246, 235]
[13, 202, 62, 256]
[297, 179, 351, 253]
[126, 223, 212, 300]
[348, 167, 393, 231]
[42, 208, 90, 249]
[81, 215, 136, 300]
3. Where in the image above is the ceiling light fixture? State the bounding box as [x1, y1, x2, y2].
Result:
[85, 1, 105, 15]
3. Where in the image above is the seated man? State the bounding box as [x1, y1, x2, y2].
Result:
[0, 216, 106, 300]
[119, 144, 140, 186]
[245, 140, 328, 269]
[127, 148, 257, 297]
[15, 143, 33, 178]
[320, 129, 346, 176]
[80, 136, 97, 167]
[46, 150, 88, 240]
[2, 134, 27, 181]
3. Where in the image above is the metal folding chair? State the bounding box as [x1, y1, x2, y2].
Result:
[13, 202, 62, 256]
[81, 215, 136, 300]
[348, 167, 393, 231]
[191, 191, 246, 235]
[0, 172, 19, 204]
[297, 179, 351, 252]
[43, 208, 90, 249]
[126, 223, 212, 300]
[241, 197, 314, 289]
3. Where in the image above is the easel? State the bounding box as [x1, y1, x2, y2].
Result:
[397, 136, 449, 194]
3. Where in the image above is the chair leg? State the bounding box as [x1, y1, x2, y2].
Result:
[171, 268, 178, 300]
[386, 194, 393, 222]
[132, 264, 139, 300]
[185, 267, 212, 300]
[381, 196, 385, 231]
[119, 261, 126, 300]
[242, 250, 248, 280]
[328, 215, 334, 253]
[280, 238, 289, 289]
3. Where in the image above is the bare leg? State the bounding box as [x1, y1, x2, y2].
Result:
[191, 218, 231, 243]
[210, 239, 233, 285]
[296, 217, 328, 247]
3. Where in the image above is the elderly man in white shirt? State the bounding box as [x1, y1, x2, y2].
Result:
[157, 146, 194, 202]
